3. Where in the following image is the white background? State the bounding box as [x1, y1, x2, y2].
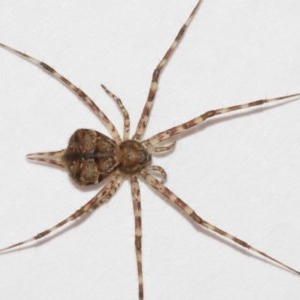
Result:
[0, 1, 300, 299]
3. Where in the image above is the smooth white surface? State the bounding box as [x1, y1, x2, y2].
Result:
[0, 1, 300, 299]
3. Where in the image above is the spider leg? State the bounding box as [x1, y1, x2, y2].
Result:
[141, 173, 300, 276]
[0, 172, 123, 253]
[143, 92, 300, 147]
[0, 42, 121, 143]
[130, 176, 144, 300]
[133, 0, 203, 140]
[101, 84, 130, 140]
[147, 141, 176, 155]
[141, 165, 167, 184]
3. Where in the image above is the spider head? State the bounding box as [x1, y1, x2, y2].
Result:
[118, 140, 151, 174]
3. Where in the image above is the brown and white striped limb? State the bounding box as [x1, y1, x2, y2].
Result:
[141, 172, 300, 276]
[133, 0, 203, 141]
[130, 175, 144, 300]
[0, 42, 122, 143]
[141, 165, 167, 184]
[143, 92, 300, 148]
[0, 172, 123, 253]
[101, 84, 130, 141]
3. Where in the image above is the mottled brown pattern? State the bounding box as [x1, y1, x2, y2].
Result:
[0, 1, 299, 299]
[63, 129, 118, 185]
[118, 140, 151, 174]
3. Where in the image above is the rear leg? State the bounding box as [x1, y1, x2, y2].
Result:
[141, 172, 300, 276]
[130, 176, 144, 300]
[0, 172, 123, 253]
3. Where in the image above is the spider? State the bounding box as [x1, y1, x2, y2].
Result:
[0, 0, 299, 299]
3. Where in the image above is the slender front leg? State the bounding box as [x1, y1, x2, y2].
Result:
[130, 176, 144, 300]
[0, 42, 121, 143]
[133, 0, 203, 141]
[101, 84, 130, 140]
[143, 92, 300, 147]
[141, 173, 300, 276]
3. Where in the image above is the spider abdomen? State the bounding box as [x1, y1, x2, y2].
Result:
[63, 129, 118, 185]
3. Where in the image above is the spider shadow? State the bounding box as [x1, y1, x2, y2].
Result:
[140, 176, 298, 276]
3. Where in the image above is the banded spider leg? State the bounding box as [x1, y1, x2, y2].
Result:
[0, 1, 299, 299]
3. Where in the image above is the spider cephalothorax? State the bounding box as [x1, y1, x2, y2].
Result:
[118, 140, 151, 175]
[0, 1, 299, 299]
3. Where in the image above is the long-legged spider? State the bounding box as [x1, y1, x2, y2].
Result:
[0, 1, 299, 299]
